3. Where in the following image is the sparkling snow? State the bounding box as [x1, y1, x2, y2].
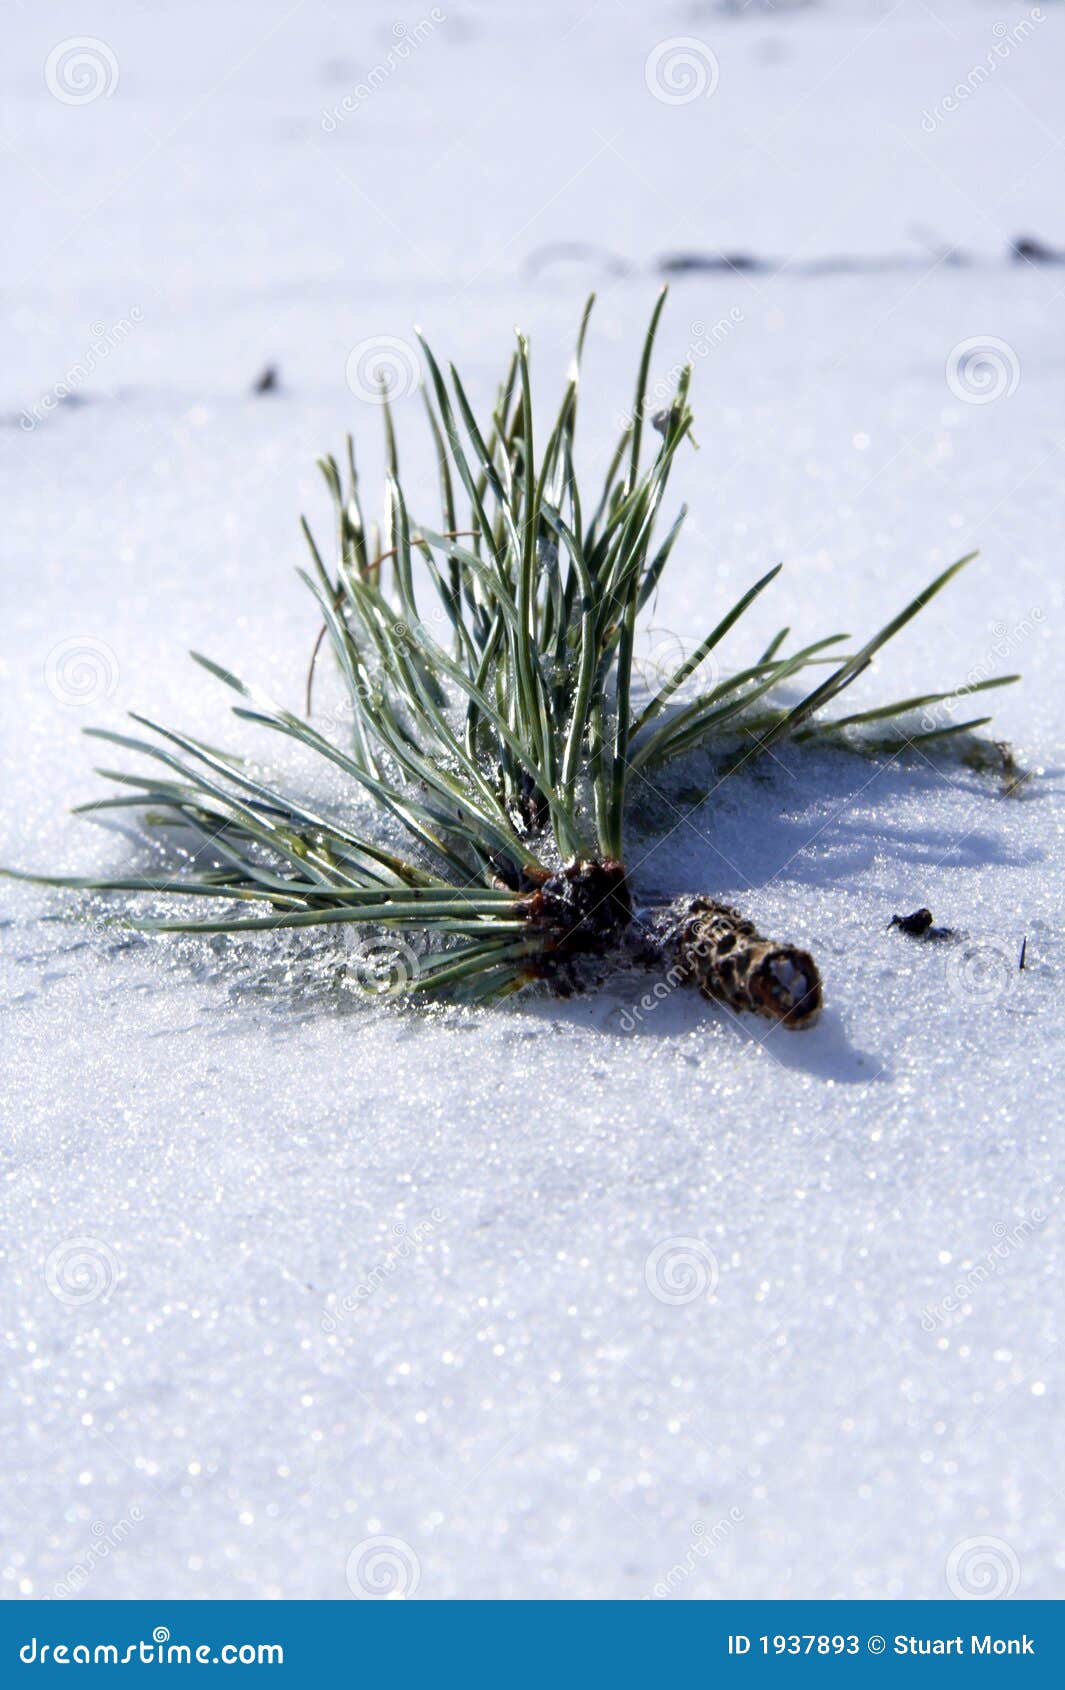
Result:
[2, 0, 1062, 1600]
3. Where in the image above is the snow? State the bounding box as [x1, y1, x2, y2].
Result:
[2, 0, 1062, 1600]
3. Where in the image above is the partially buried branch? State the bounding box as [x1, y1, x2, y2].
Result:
[3, 294, 1018, 1030]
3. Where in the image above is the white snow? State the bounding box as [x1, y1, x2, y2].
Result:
[2, 0, 1062, 1600]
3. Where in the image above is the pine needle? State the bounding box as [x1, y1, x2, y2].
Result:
[4, 296, 1020, 1005]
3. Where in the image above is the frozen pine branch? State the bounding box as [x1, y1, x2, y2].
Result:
[4, 293, 1020, 1026]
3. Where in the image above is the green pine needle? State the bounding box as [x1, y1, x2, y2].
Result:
[4, 294, 1020, 1002]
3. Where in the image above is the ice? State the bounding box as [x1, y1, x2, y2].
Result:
[1, 0, 1062, 1600]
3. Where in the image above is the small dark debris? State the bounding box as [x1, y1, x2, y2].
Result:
[252, 365, 280, 395]
[960, 737, 1028, 798]
[891, 907, 933, 936]
[657, 251, 762, 275]
[889, 907, 955, 942]
[652, 401, 691, 436]
[1019, 935, 1028, 971]
[1011, 234, 1065, 265]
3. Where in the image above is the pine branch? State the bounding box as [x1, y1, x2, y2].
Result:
[4, 296, 1022, 1022]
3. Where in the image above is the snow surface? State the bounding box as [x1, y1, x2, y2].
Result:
[2, 0, 1063, 1601]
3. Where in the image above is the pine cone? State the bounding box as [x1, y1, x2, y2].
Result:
[675, 898, 822, 1029]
